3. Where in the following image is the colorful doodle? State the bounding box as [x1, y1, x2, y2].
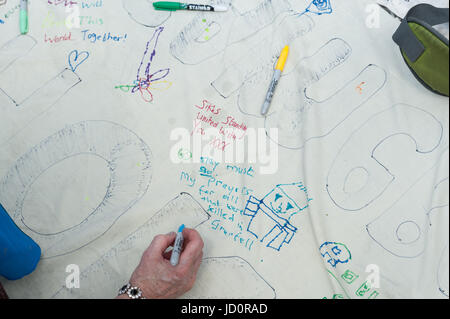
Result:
[114, 27, 172, 103]
[323, 268, 380, 299]
[129, 27, 171, 103]
[341, 269, 359, 284]
[68, 50, 90, 72]
[319, 242, 352, 267]
[178, 148, 193, 161]
[243, 182, 312, 251]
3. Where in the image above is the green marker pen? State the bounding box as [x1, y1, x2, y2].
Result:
[153, 1, 228, 12]
[20, 0, 29, 35]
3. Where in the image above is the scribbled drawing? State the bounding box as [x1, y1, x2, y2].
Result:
[183, 256, 276, 299]
[327, 104, 443, 212]
[299, 0, 333, 16]
[437, 244, 449, 297]
[341, 269, 359, 284]
[132, 27, 171, 103]
[178, 148, 193, 161]
[324, 266, 383, 299]
[211, 13, 314, 98]
[355, 281, 372, 297]
[244, 196, 297, 251]
[264, 182, 312, 219]
[366, 152, 449, 258]
[170, 0, 293, 65]
[243, 182, 312, 251]
[319, 242, 351, 268]
[51, 193, 211, 298]
[115, 79, 172, 98]
[116, 27, 171, 103]
[68, 50, 89, 72]
[114, 84, 136, 92]
[122, 0, 171, 27]
[0, 121, 153, 258]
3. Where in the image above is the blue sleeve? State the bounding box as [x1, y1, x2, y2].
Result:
[0, 204, 41, 280]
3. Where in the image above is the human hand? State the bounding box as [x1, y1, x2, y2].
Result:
[118, 228, 204, 299]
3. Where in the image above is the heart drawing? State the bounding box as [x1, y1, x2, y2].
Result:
[68, 50, 90, 72]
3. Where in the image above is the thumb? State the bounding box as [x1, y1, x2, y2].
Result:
[149, 232, 176, 256]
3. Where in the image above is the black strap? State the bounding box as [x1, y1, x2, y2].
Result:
[406, 4, 449, 26]
[392, 4, 449, 62]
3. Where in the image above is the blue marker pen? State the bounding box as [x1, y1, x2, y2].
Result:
[170, 224, 185, 266]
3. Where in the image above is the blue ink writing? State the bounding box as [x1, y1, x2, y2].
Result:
[68, 49, 89, 72]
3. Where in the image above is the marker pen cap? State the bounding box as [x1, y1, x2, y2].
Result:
[275, 46, 289, 71]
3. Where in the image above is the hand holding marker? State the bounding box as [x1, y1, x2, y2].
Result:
[153, 1, 228, 12]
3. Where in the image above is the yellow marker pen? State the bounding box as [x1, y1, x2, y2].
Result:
[261, 45, 289, 116]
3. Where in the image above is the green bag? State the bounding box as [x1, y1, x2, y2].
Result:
[393, 4, 449, 96]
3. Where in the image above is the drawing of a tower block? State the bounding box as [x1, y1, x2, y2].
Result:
[244, 182, 312, 251]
